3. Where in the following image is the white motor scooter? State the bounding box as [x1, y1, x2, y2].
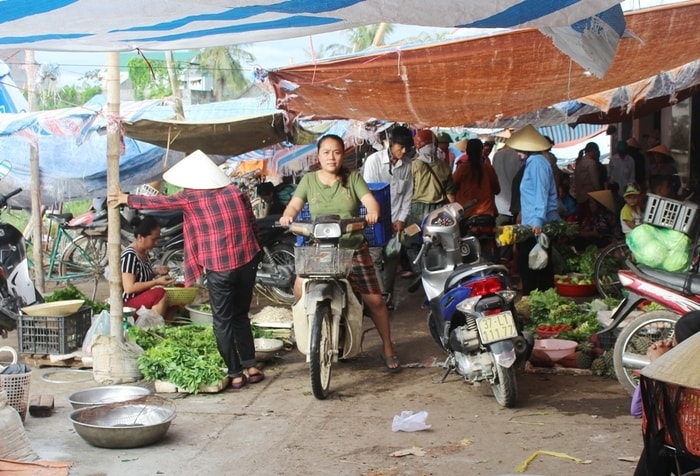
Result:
[289, 215, 366, 400]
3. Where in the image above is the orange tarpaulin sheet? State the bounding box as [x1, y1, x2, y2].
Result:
[269, 1, 700, 127]
[0, 459, 72, 476]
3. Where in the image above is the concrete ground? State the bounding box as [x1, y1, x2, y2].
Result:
[2, 278, 644, 476]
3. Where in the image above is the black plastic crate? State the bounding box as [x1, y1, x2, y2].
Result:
[18, 306, 92, 354]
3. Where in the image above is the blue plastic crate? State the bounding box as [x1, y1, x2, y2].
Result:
[295, 182, 392, 247]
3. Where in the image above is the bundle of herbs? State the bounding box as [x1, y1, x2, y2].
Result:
[128, 323, 275, 393]
[45, 283, 109, 314]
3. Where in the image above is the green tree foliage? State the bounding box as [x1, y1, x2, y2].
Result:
[194, 46, 254, 101]
[319, 24, 396, 57]
[127, 56, 174, 100]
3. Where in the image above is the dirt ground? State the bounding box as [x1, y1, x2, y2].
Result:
[1, 278, 644, 476]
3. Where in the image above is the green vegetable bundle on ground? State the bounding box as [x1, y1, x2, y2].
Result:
[129, 325, 226, 394]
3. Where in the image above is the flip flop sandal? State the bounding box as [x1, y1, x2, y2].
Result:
[380, 354, 402, 374]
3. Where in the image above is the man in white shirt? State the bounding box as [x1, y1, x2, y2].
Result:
[362, 125, 414, 310]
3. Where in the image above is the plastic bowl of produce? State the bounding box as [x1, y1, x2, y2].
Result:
[254, 338, 283, 362]
[533, 339, 578, 362]
[185, 304, 213, 325]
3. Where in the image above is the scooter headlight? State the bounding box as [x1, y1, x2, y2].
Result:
[312, 222, 342, 239]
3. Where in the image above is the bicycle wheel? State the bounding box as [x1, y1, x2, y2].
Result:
[160, 248, 184, 280]
[310, 300, 333, 400]
[59, 234, 108, 279]
[594, 241, 633, 300]
[613, 310, 678, 395]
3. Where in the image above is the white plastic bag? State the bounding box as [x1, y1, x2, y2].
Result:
[528, 233, 549, 270]
[81, 310, 111, 357]
[135, 306, 165, 329]
[391, 410, 432, 432]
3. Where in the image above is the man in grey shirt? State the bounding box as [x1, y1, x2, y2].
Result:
[362, 126, 414, 310]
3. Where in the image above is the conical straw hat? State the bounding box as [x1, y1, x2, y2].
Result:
[505, 124, 550, 152]
[454, 139, 467, 152]
[163, 150, 230, 190]
[642, 331, 700, 388]
[588, 190, 616, 213]
[647, 144, 673, 157]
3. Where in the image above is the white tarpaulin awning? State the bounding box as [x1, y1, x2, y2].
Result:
[0, 1, 626, 76]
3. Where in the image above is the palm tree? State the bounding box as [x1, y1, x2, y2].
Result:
[195, 46, 254, 101]
[314, 24, 395, 59]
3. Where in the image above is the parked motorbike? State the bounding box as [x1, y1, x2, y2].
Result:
[597, 262, 697, 395]
[158, 214, 296, 304]
[414, 201, 532, 407]
[0, 165, 43, 337]
[289, 215, 367, 400]
[254, 215, 296, 305]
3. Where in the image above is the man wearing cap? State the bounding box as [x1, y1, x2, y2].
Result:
[361, 125, 414, 310]
[110, 150, 266, 390]
[505, 125, 560, 295]
[436, 132, 455, 169]
[406, 129, 456, 273]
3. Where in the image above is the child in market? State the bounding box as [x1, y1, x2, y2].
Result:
[620, 183, 643, 234]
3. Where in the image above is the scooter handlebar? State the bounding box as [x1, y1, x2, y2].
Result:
[0, 188, 22, 209]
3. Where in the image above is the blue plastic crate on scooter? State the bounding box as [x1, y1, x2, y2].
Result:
[295, 182, 392, 247]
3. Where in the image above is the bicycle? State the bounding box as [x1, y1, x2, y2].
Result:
[26, 212, 109, 301]
[594, 239, 634, 299]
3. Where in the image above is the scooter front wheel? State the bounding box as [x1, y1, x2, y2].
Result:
[491, 363, 518, 408]
[613, 310, 678, 396]
[310, 300, 333, 400]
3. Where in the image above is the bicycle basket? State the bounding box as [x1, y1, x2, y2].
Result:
[294, 246, 355, 278]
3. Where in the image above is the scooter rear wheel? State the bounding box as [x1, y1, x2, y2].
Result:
[491, 363, 518, 408]
[310, 300, 333, 400]
[263, 242, 295, 305]
[613, 310, 678, 395]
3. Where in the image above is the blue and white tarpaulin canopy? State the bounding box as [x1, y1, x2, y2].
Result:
[0, 1, 625, 76]
[0, 93, 284, 208]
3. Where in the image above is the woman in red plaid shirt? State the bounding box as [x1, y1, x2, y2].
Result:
[111, 150, 265, 390]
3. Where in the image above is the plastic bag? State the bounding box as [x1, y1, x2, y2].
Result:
[82, 310, 111, 357]
[528, 233, 549, 270]
[391, 410, 432, 432]
[384, 233, 402, 259]
[135, 306, 165, 329]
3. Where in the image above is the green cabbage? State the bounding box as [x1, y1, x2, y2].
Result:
[662, 249, 691, 273]
[634, 241, 667, 267]
[626, 224, 658, 248]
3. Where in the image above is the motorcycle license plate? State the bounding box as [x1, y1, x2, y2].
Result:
[476, 311, 518, 344]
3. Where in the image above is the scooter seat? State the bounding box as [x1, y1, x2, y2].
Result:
[635, 263, 700, 295]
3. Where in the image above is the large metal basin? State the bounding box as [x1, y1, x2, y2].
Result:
[69, 398, 176, 449]
[68, 385, 151, 409]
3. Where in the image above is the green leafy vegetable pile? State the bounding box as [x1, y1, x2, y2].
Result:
[524, 288, 602, 343]
[128, 325, 226, 394]
[44, 283, 109, 314]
